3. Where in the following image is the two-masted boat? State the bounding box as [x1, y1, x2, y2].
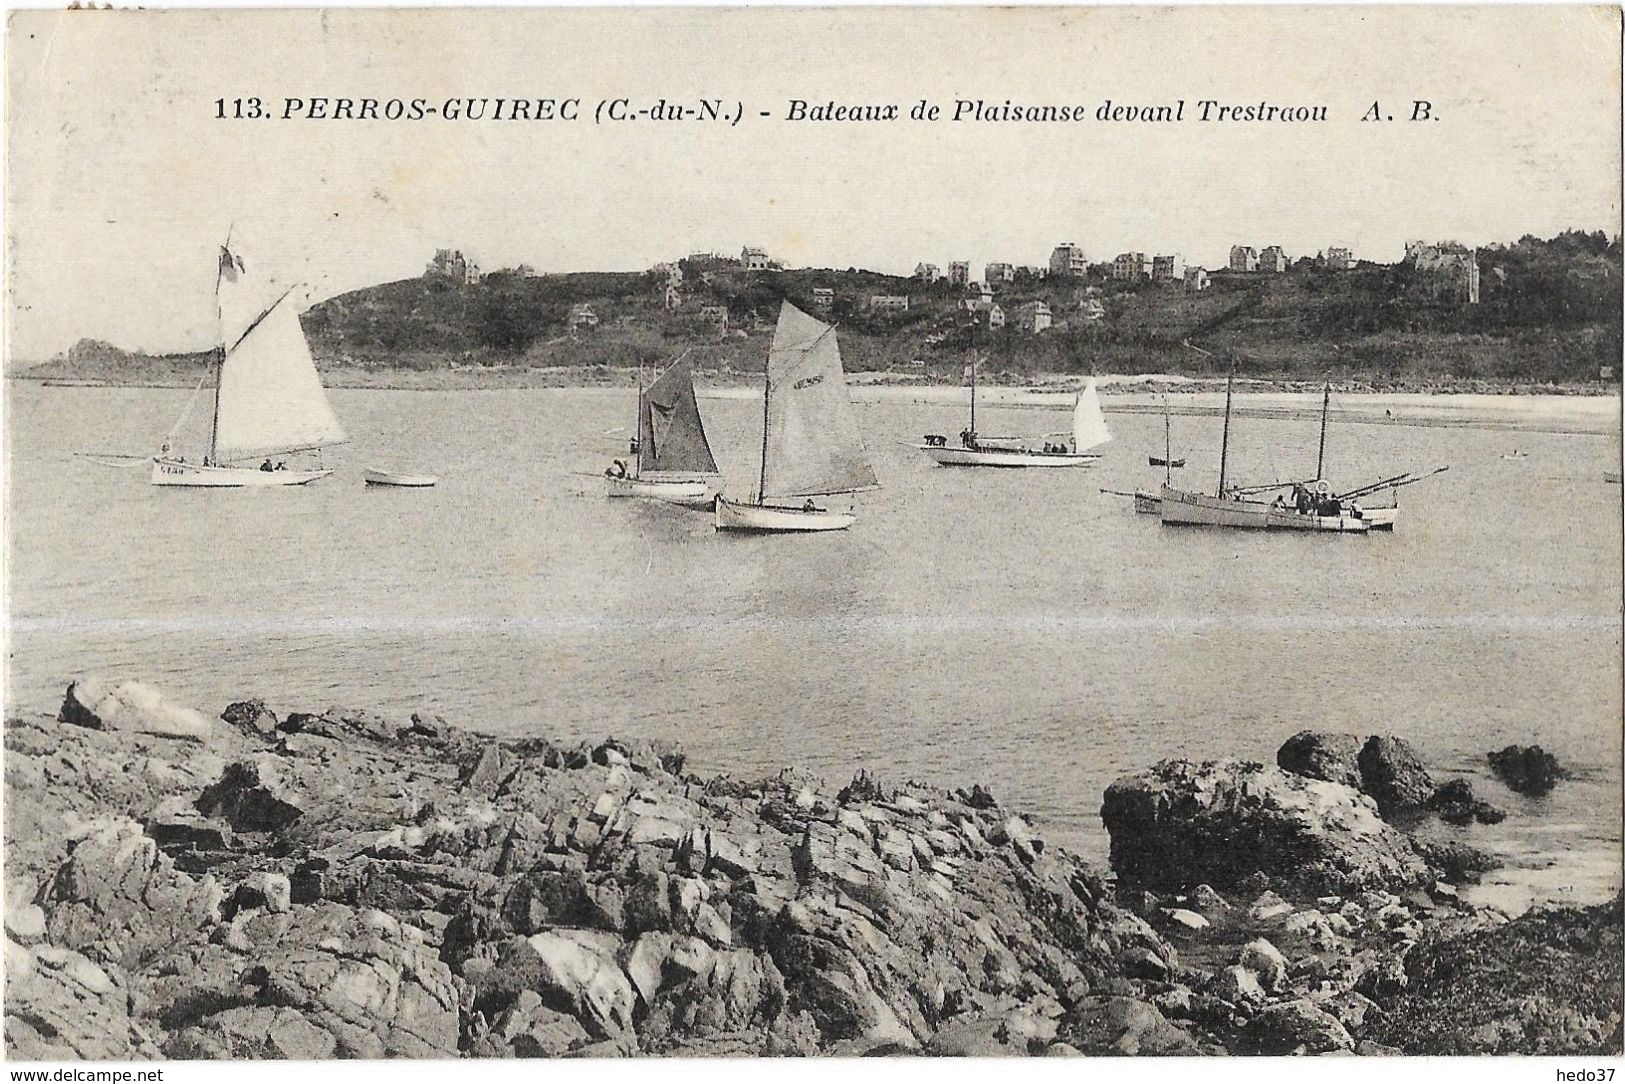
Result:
[604, 354, 720, 506]
[915, 359, 1113, 467]
[1159, 371, 1372, 532]
[714, 302, 878, 533]
[152, 240, 347, 487]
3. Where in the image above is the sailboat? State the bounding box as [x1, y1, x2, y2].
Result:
[604, 353, 720, 505]
[151, 237, 346, 487]
[1159, 371, 1371, 532]
[915, 358, 1112, 467]
[714, 302, 878, 532]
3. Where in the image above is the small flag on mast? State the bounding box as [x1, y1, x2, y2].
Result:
[219, 245, 245, 282]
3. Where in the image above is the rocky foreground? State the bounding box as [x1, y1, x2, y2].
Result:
[4, 676, 1620, 1058]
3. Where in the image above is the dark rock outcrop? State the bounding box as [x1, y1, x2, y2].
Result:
[1488, 745, 1570, 796]
[1101, 759, 1435, 896]
[1276, 730, 1363, 789]
[1355, 736, 1435, 818]
[1364, 894, 1622, 1054]
[1423, 778, 1505, 826]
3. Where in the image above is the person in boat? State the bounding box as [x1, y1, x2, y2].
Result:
[606, 459, 628, 479]
[276, 461, 286, 471]
[960, 428, 977, 450]
[260, 459, 274, 472]
[802, 499, 817, 512]
[628, 437, 640, 457]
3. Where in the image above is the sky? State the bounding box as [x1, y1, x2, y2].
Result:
[5, 5, 1622, 359]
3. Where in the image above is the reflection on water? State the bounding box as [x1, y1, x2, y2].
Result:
[6, 384, 1621, 908]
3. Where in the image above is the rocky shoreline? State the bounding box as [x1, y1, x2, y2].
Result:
[5, 677, 1620, 1058]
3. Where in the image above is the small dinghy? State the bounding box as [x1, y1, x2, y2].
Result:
[364, 468, 437, 488]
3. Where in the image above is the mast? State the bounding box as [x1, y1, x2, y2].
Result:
[969, 353, 977, 434]
[634, 367, 644, 481]
[756, 355, 770, 505]
[1163, 395, 1172, 484]
[207, 226, 232, 464]
[1217, 364, 1235, 497]
[1315, 380, 1331, 481]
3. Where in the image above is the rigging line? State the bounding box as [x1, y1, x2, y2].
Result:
[225, 284, 299, 355]
[165, 368, 211, 441]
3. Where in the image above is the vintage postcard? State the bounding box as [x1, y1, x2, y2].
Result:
[3, 3, 1621, 1066]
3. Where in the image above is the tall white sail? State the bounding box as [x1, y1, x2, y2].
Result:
[212, 290, 347, 462]
[1072, 378, 1113, 452]
[761, 303, 877, 500]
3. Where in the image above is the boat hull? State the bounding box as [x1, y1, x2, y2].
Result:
[1360, 506, 1397, 531]
[605, 474, 716, 505]
[1159, 486, 1369, 532]
[1134, 490, 1161, 514]
[917, 445, 1102, 468]
[714, 495, 855, 532]
[151, 458, 330, 488]
[364, 469, 437, 488]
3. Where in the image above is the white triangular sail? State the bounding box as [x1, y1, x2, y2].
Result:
[212, 290, 347, 462]
[1072, 378, 1113, 452]
[761, 303, 878, 499]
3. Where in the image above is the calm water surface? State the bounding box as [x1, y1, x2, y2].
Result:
[7, 384, 1621, 911]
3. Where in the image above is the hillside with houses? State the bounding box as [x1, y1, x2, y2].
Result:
[26, 231, 1622, 389]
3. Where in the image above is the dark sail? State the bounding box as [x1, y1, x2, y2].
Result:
[637, 357, 717, 475]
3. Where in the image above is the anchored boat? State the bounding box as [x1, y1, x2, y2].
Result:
[364, 469, 437, 488]
[151, 236, 347, 487]
[1159, 371, 1370, 532]
[915, 357, 1112, 467]
[604, 353, 720, 506]
[714, 302, 878, 533]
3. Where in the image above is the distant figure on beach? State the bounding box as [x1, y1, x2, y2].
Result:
[260, 459, 274, 472]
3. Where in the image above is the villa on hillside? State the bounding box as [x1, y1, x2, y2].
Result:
[1014, 300, 1053, 333]
[1112, 252, 1151, 280]
[1049, 243, 1088, 277]
[1152, 254, 1187, 282]
[1407, 241, 1481, 304]
[1323, 247, 1355, 270]
[426, 249, 480, 285]
[1229, 245, 1259, 272]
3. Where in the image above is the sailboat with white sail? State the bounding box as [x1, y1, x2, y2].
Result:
[914, 358, 1112, 467]
[714, 302, 878, 532]
[151, 237, 347, 487]
[604, 353, 721, 505]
